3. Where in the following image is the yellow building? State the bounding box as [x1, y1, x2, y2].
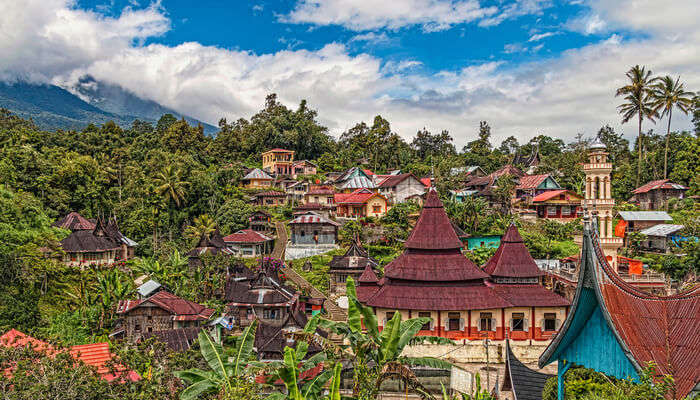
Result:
[262, 148, 295, 176]
[242, 168, 273, 189]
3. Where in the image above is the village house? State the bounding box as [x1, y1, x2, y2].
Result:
[637, 224, 686, 253]
[539, 219, 700, 400]
[254, 310, 325, 361]
[304, 185, 335, 206]
[116, 291, 214, 342]
[288, 212, 339, 246]
[376, 173, 427, 204]
[328, 241, 379, 296]
[53, 212, 137, 267]
[514, 174, 561, 201]
[335, 188, 389, 219]
[527, 189, 584, 220]
[359, 190, 569, 342]
[186, 230, 235, 267]
[261, 148, 295, 176]
[616, 211, 673, 248]
[223, 229, 274, 258]
[242, 168, 273, 189]
[291, 160, 317, 177]
[629, 179, 688, 210]
[249, 210, 274, 234]
[226, 270, 298, 328]
[333, 167, 377, 193]
[293, 202, 335, 219]
[285, 180, 310, 203]
[511, 144, 541, 174]
[462, 164, 526, 207]
[253, 191, 288, 206]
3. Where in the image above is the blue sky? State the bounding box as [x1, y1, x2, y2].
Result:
[2, 0, 698, 145]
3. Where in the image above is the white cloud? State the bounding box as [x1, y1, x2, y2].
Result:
[528, 31, 559, 42]
[282, 0, 498, 31]
[478, 0, 552, 27]
[349, 32, 392, 45]
[1, 0, 699, 149]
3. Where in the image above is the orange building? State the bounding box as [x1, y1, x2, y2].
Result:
[262, 148, 295, 176]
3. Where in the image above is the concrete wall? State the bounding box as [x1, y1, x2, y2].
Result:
[290, 224, 337, 245]
[366, 196, 388, 217]
[395, 178, 426, 203]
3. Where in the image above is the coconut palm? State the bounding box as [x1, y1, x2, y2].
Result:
[615, 65, 658, 185]
[185, 214, 217, 241]
[154, 165, 188, 208]
[650, 75, 694, 178]
[174, 320, 258, 400]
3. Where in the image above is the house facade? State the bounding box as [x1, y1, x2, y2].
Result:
[285, 181, 310, 203]
[253, 191, 288, 206]
[328, 241, 379, 296]
[304, 185, 335, 206]
[242, 168, 273, 189]
[528, 189, 583, 220]
[377, 173, 426, 204]
[629, 179, 688, 210]
[291, 160, 317, 177]
[359, 190, 569, 342]
[515, 174, 561, 200]
[288, 212, 339, 245]
[249, 210, 274, 234]
[116, 291, 214, 342]
[223, 229, 274, 258]
[262, 148, 295, 175]
[335, 189, 389, 218]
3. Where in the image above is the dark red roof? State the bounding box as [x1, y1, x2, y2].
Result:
[631, 179, 688, 194]
[358, 264, 379, 283]
[491, 284, 569, 307]
[384, 250, 488, 281]
[377, 173, 421, 188]
[516, 174, 551, 190]
[334, 188, 383, 205]
[53, 212, 95, 230]
[60, 229, 120, 253]
[118, 291, 214, 320]
[366, 282, 511, 311]
[223, 229, 272, 243]
[404, 190, 464, 250]
[483, 224, 544, 278]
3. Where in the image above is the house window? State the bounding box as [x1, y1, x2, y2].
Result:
[480, 313, 493, 332]
[385, 311, 395, 323]
[418, 312, 432, 330]
[544, 313, 557, 331]
[448, 312, 461, 331]
[372, 205, 382, 213]
[263, 309, 280, 320]
[511, 313, 525, 331]
[336, 274, 347, 283]
[300, 230, 305, 237]
[561, 206, 571, 215]
[134, 322, 141, 332]
[547, 206, 557, 216]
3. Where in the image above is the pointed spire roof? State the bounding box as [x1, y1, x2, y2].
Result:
[483, 224, 544, 278]
[358, 264, 379, 284]
[404, 189, 463, 250]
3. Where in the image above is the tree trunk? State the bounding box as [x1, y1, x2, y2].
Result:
[637, 111, 642, 186]
[664, 107, 672, 179]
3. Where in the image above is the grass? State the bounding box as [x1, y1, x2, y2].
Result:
[286, 248, 344, 296]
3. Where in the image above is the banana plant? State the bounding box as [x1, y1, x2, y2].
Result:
[317, 277, 453, 399]
[174, 320, 258, 400]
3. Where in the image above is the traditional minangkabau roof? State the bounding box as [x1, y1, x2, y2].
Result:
[483, 224, 545, 278]
[1, 329, 140, 382]
[502, 339, 552, 400]
[538, 218, 700, 398]
[632, 179, 688, 194]
[254, 310, 326, 361]
[60, 229, 121, 253]
[118, 291, 215, 321]
[243, 168, 273, 181]
[404, 190, 465, 251]
[223, 229, 273, 244]
[53, 211, 95, 231]
[288, 212, 340, 226]
[329, 241, 378, 272]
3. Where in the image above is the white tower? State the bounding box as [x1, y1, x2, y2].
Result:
[581, 136, 623, 270]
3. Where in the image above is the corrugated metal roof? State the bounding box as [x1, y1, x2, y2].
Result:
[638, 224, 684, 237]
[136, 279, 161, 297]
[243, 168, 272, 180]
[618, 211, 672, 221]
[338, 175, 376, 189]
[288, 213, 340, 226]
[632, 179, 688, 194]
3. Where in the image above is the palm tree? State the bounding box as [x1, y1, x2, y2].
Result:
[185, 214, 217, 241]
[153, 165, 189, 239]
[318, 278, 453, 399]
[174, 320, 258, 400]
[650, 76, 694, 178]
[615, 65, 658, 186]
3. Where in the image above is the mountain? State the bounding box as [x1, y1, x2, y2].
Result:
[0, 79, 217, 135]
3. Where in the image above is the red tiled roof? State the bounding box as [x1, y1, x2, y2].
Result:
[366, 282, 511, 311]
[491, 284, 569, 307]
[483, 224, 545, 278]
[532, 189, 573, 202]
[358, 264, 379, 283]
[404, 190, 464, 250]
[223, 229, 272, 243]
[516, 174, 551, 190]
[1, 330, 140, 382]
[631, 179, 688, 194]
[118, 291, 214, 320]
[377, 173, 421, 188]
[384, 250, 488, 282]
[53, 212, 95, 230]
[334, 188, 382, 205]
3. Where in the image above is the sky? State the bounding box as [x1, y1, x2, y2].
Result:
[0, 0, 698, 147]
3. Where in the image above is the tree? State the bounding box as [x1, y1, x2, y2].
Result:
[411, 128, 456, 159]
[493, 174, 517, 215]
[465, 121, 492, 157]
[153, 165, 189, 240]
[615, 65, 658, 185]
[174, 321, 260, 400]
[318, 278, 452, 399]
[650, 76, 694, 178]
[184, 214, 217, 241]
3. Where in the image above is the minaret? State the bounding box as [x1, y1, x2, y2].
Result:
[580, 136, 623, 270]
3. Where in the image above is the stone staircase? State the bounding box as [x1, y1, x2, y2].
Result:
[273, 221, 347, 322]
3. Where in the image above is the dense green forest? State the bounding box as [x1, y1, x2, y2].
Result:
[0, 86, 699, 399]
